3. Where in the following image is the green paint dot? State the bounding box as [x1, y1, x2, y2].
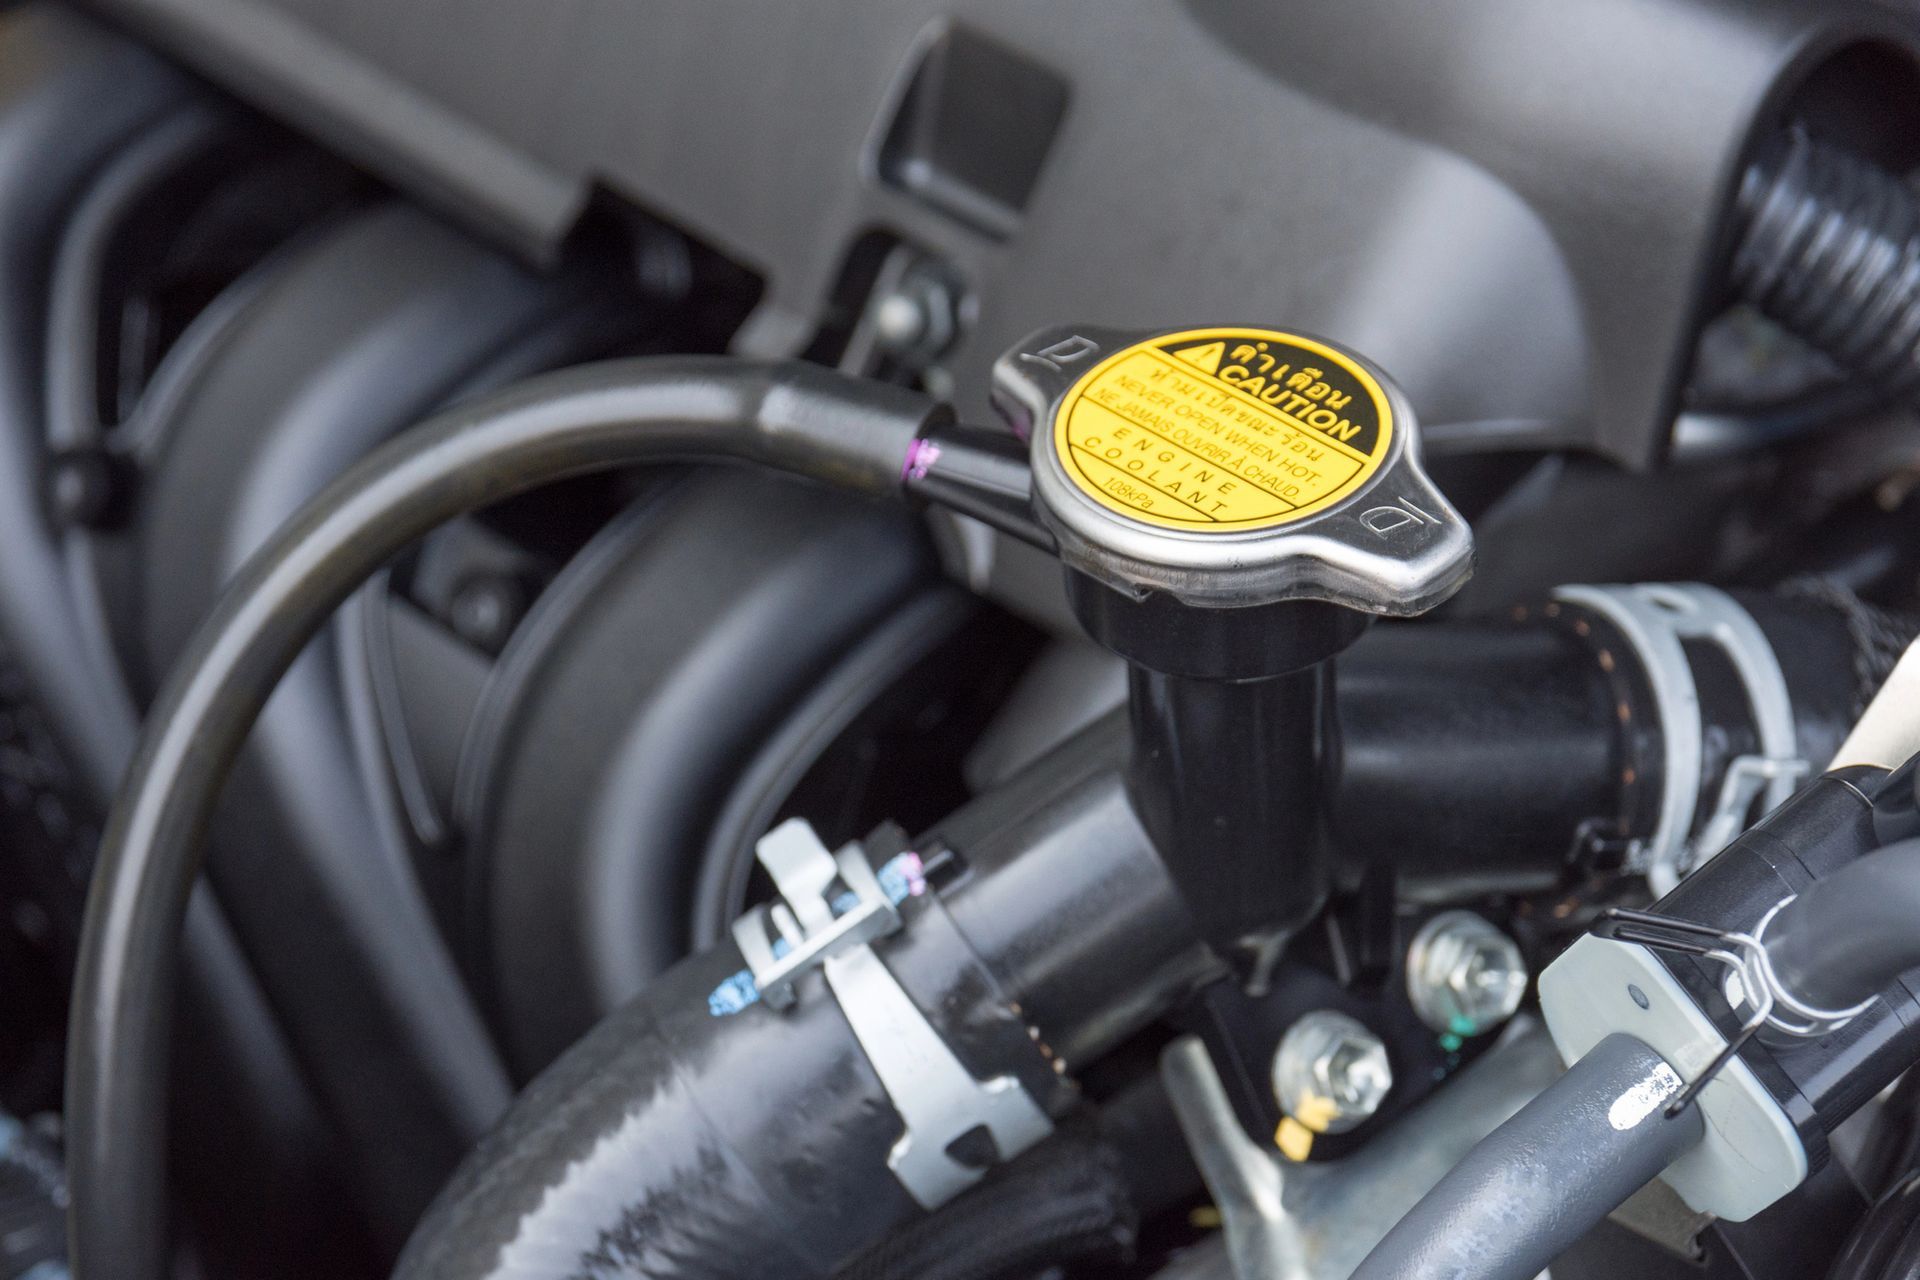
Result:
[1438, 1032, 1463, 1052]
[1448, 1015, 1479, 1037]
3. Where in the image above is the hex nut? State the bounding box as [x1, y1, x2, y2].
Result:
[1271, 1009, 1392, 1135]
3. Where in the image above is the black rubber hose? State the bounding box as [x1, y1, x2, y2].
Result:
[1766, 838, 1920, 1012]
[391, 933, 944, 1280]
[1733, 129, 1920, 395]
[65, 357, 946, 1280]
[1830, 1169, 1920, 1280]
[1876, 1211, 1920, 1280]
[1350, 1033, 1705, 1280]
[136, 204, 637, 1244]
[394, 724, 1196, 1280]
[832, 1126, 1136, 1280]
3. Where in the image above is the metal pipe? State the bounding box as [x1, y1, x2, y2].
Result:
[1152, 1020, 1564, 1280]
[1349, 1033, 1705, 1280]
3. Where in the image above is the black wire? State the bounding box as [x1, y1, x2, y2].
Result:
[63, 356, 942, 1280]
[43, 107, 231, 456]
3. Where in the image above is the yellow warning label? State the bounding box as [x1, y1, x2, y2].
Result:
[1051, 327, 1393, 532]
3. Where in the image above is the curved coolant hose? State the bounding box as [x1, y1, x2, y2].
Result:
[65, 357, 945, 1280]
[828, 1125, 1135, 1280]
[1350, 1033, 1705, 1280]
[390, 719, 1192, 1280]
[1767, 838, 1920, 1013]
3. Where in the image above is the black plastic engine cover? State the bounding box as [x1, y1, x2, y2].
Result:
[74, 0, 1920, 469]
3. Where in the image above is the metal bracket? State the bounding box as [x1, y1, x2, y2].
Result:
[731, 818, 902, 1010]
[1690, 755, 1810, 877]
[1554, 584, 1806, 895]
[731, 818, 1052, 1208]
[826, 945, 1053, 1207]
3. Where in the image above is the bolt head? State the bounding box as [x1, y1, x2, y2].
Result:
[871, 268, 961, 361]
[46, 450, 118, 528]
[1271, 1009, 1392, 1135]
[447, 574, 527, 653]
[872, 291, 929, 350]
[1406, 910, 1528, 1037]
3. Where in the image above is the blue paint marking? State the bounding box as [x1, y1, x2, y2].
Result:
[706, 969, 760, 1017]
[877, 858, 921, 903]
[706, 851, 925, 1016]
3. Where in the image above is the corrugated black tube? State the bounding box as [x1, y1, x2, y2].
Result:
[1733, 129, 1920, 394]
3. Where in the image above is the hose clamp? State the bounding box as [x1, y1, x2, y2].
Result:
[1744, 898, 1878, 1038]
[1591, 908, 1776, 1113]
[1553, 584, 1806, 894]
[732, 819, 1053, 1208]
[1595, 901, 1874, 1080]
[730, 819, 903, 1010]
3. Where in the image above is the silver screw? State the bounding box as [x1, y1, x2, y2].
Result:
[1405, 910, 1528, 1037]
[1271, 1009, 1392, 1135]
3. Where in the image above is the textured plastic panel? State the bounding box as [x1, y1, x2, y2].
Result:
[75, 0, 1920, 467]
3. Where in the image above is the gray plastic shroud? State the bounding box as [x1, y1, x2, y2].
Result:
[993, 324, 1473, 614]
[81, 0, 1920, 471]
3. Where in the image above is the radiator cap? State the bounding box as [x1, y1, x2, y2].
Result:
[992, 324, 1472, 616]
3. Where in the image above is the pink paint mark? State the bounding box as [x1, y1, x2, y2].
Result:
[900, 851, 928, 897]
[901, 438, 942, 483]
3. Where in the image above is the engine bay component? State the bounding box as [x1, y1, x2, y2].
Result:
[1554, 583, 1808, 894]
[1161, 1022, 1567, 1280]
[999, 325, 1470, 613]
[1402, 911, 1528, 1039]
[1735, 128, 1920, 400]
[991, 324, 1470, 967]
[1270, 1010, 1394, 1140]
[1352, 1032, 1706, 1280]
[467, 468, 938, 1072]
[396, 719, 1197, 1280]
[1531, 760, 1920, 1235]
[733, 818, 1052, 1207]
[65, 359, 951, 1279]
[6, 3, 1920, 1278]
[78, 0, 1920, 469]
[72, 339, 1920, 1279]
[63, 283, 1920, 1280]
